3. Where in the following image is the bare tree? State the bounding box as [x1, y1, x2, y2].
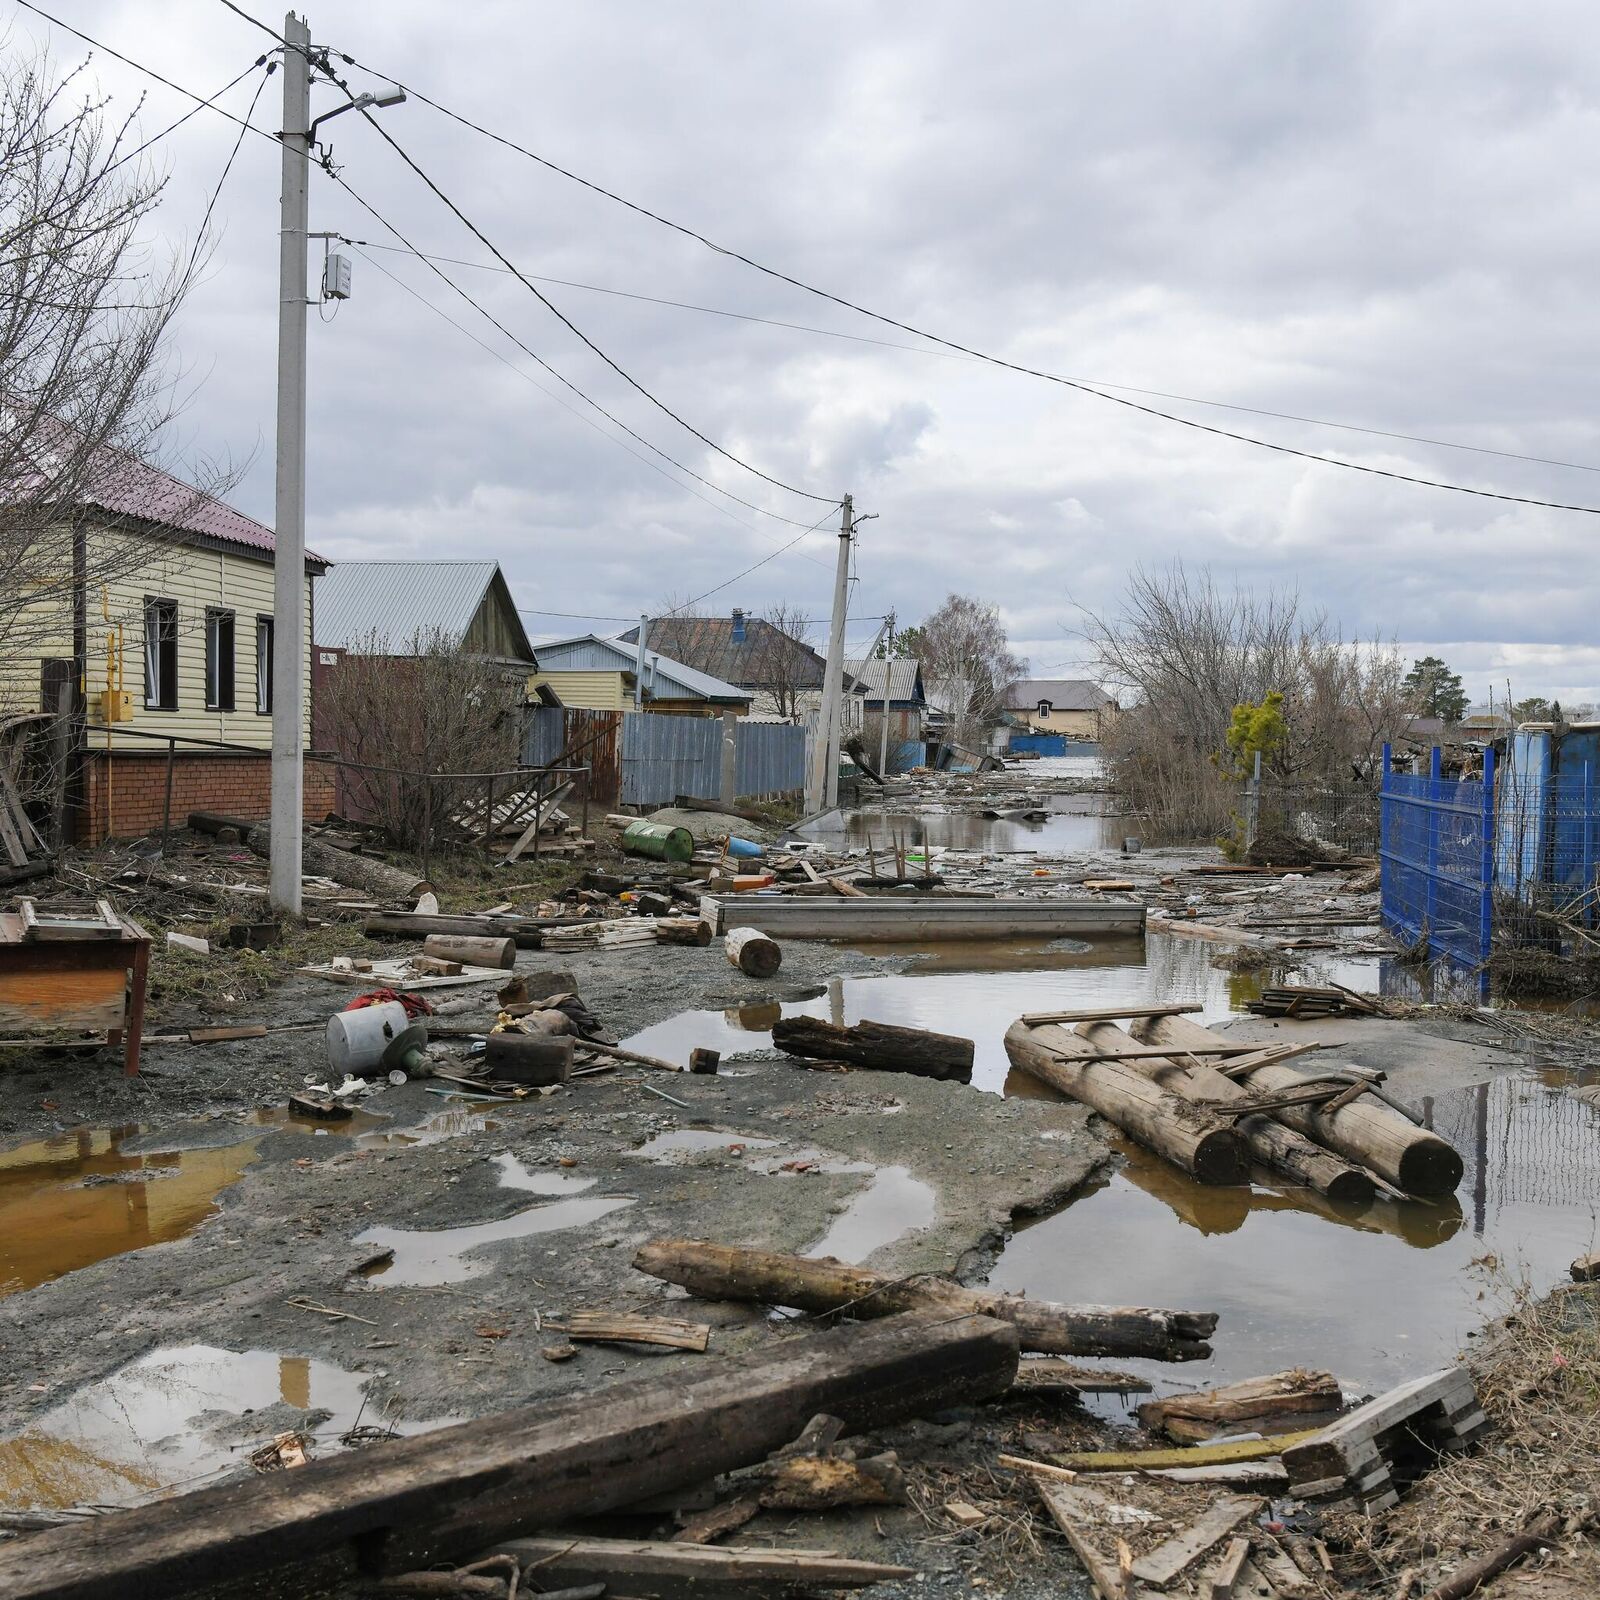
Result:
[756, 602, 814, 721]
[1080, 563, 1411, 837]
[917, 594, 1025, 752]
[0, 47, 226, 665]
[318, 628, 528, 853]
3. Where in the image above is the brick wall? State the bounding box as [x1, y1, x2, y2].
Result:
[77, 751, 335, 844]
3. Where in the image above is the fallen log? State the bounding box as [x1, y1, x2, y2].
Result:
[633, 1239, 1217, 1361]
[656, 916, 713, 947]
[726, 927, 782, 978]
[189, 813, 432, 904]
[422, 934, 515, 970]
[1134, 1014, 1463, 1198]
[1137, 1369, 1342, 1443]
[365, 912, 543, 949]
[1074, 1020, 1377, 1205]
[0, 1313, 1015, 1600]
[772, 1016, 975, 1082]
[1004, 1021, 1250, 1185]
[493, 1537, 914, 1595]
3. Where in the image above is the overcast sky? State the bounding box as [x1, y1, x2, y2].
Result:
[21, 1, 1600, 702]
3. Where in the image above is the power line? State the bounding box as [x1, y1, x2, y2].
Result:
[328, 171, 834, 532]
[14, 0, 279, 145]
[345, 242, 831, 566]
[337, 239, 1600, 478]
[330, 81, 835, 506]
[176, 63, 272, 288]
[327, 47, 1600, 515]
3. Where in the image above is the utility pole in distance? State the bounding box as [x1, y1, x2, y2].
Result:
[878, 609, 896, 780]
[807, 494, 853, 814]
[268, 10, 312, 915]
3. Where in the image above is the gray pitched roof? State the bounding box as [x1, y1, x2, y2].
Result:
[1004, 678, 1113, 712]
[315, 561, 535, 661]
[844, 657, 925, 703]
[533, 633, 750, 704]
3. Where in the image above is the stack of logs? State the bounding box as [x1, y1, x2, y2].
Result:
[1003, 1004, 1463, 1200]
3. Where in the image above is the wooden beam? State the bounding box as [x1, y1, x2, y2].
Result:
[1058, 1431, 1322, 1472]
[0, 1313, 1017, 1600]
[1129, 1496, 1262, 1587]
[1021, 1004, 1205, 1025]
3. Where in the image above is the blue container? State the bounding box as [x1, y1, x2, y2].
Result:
[726, 835, 765, 859]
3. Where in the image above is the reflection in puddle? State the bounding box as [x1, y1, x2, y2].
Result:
[804, 1162, 936, 1263]
[803, 803, 1124, 854]
[253, 1105, 389, 1138]
[356, 1154, 631, 1286]
[0, 1344, 381, 1509]
[992, 1075, 1600, 1399]
[361, 1108, 500, 1149]
[634, 1129, 778, 1160]
[0, 1130, 259, 1298]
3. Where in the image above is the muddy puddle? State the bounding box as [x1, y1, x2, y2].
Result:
[995, 1071, 1600, 1405]
[355, 1153, 631, 1287]
[624, 932, 1401, 1091]
[804, 799, 1125, 854]
[0, 1129, 261, 1299]
[0, 1343, 427, 1510]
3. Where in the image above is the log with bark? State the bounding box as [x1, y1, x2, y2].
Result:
[1004, 1020, 1250, 1185]
[726, 927, 782, 978]
[633, 1239, 1217, 1361]
[365, 912, 544, 949]
[1074, 1019, 1377, 1205]
[1134, 1014, 1463, 1198]
[772, 1016, 975, 1081]
[0, 1313, 1017, 1600]
[422, 934, 515, 970]
[190, 813, 433, 904]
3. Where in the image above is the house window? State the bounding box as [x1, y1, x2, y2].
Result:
[1037, 700, 1052, 720]
[143, 597, 178, 710]
[255, 616, 274, 714]
[205, 608, 235, 711]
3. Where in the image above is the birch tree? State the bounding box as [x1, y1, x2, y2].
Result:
[917, 594, 1025, 751]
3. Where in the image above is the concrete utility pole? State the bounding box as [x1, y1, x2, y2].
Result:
[268, 11, 312, 915]
[633, 613, 649, 709]
[807, 493, 854, 814]
[878, 609, 896, 779]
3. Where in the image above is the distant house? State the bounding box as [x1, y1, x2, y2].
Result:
[530, 634, 751, 717]
[1003, 678, 1117, 742]
[624, 610, 826, 721]
[843, 657, 927, 763]
[314, 560, 539, 672]
[0, 439, 326, 843]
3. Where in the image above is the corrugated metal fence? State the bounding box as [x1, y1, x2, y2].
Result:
[1380, 745, 1496, 968]
[523, 706, 804, 809]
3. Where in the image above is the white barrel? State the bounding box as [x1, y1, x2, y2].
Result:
[326, 1000, 411, 1075]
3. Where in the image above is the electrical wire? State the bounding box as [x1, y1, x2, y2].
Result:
[346, 241, 831, 565]
[332, 84, 836, 506]
[176, 64, 272, 288]
[336, 235, 1600, 478]
[666, 503, 843, 614]
[103, 61, 266, 180]
[14, 0, 280, 145]
[328, 171, 835, 532]
[323, 43, 1600, 515]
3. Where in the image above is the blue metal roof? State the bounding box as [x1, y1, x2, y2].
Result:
[534, 633, 749, 704]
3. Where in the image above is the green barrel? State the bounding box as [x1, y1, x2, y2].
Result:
[621, 819, 696, 863]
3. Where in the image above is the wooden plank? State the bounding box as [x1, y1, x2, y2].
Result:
[1059, 1431, 1322, 1472]
[1205, 1536, 1251, 1599]
[1281, 1369, 1474, 1481]
[490, 1537, 913, 1594]
[1034, 1481, 1144, 1600]
[0, 1313, 1018, 1600]
[559, 1312, 711, 1351]
[1013, 1359, 1153, 1395]
[1022, 1004, 1205, 1025]
[1130, 1496, 1262, 1587]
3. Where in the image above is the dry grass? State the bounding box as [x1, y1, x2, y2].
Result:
[1334, 1281, 1600, 1596]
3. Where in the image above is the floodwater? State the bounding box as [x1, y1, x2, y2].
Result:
[354, 1153, 632, 1286]
[624, 885, 1600, 1400]
[993, 1071, 1600, 1402]
[623, 931, 1399, 1093]
[0, 1343, 386, 1510]
[803, 797, 1125, 855]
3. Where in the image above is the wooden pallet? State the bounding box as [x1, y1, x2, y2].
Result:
[1282, 1368, 1488, 1511]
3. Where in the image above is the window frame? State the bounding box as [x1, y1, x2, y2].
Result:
[255, 614, 274, 715]
[143, 595, 179, 712]
[205, 607, 236, 712]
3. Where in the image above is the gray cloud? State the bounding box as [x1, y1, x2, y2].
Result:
[33, 0, 1600, 698]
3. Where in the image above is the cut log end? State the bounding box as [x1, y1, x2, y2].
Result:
[1324, 1167, 1379, 1207]
[1191, 1128, 1253, 1187]
[1399, 1140, 1466, 1199]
